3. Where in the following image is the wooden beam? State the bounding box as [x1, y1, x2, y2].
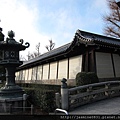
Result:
[111, 53, 116, 77]
[85, 52, 89, 72]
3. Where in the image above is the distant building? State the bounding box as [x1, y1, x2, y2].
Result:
[15, 29, 120, 86]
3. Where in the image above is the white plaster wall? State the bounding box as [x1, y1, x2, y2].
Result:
[22, 70, 26, 80]
[28, 68, 32, 80]
[42, 63, 49, 80]
[19, 70, 23, 80]
[113, 54, 120, 77]
[25, 69, 29, 81]
[69, 55, 82, 79]
[37, 65, 42, 80]
[32, 67, 37, 80]
[15, 72, 19, 80]
[58, 59, 68, 79]
[96, 52, 114, 78]
[49, 62, 57, 79]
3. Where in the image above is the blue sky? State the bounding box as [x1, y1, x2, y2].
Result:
[0, 0, 110, 59]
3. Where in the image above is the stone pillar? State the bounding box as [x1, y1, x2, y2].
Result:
[23, 94, 27, 112]
[5, 65, 16, 86]
[61, 78, 69, 110]
[3, 101, 7, 113]
[55, 92, 60, 108]
[31, 105, 34, 115]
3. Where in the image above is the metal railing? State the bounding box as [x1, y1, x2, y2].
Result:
[55, 108, 69, 115]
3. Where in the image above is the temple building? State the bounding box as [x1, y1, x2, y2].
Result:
[15, 29, 120, 86]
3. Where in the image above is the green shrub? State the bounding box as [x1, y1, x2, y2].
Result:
[0, 80, 6, 88]
[19, 84, 61, 113]
[87, 72, 99, 84]
[24, 88, 35, 106]
[37, 90, 55, 112]
[76, 72, 90, 86]
[18, 83, 61, 92]
[24, 88, 57, 113]
[76, 72, 99, 86]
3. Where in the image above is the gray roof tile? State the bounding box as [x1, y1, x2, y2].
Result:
[78, 30, 120, 47]
[21, 42, 71, 67]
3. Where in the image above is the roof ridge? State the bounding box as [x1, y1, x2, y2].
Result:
[39, 42, 71, 56]
[77, 29, 120, 42]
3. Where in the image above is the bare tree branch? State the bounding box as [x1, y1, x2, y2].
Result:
[27, 42, 41, 60]
[36, 42, 40, 55]
[103, 0, 120, 38]
[45, 39, 55, 51]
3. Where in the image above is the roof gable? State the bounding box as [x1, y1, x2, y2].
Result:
[75, 29, 120, 49]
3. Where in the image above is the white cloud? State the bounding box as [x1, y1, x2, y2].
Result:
[0, 0, 50, 59]
[0, 0, 110, 60]
[40, 7, 84, 47]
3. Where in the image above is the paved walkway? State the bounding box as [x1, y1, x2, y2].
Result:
[69, 96, 120, 115]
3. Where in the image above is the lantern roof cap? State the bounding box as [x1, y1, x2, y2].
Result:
[0, 27, 4, 41]
[8, 30, 15, 39]
[0, 29, 30, 50]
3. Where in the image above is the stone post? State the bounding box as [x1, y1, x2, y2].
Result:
[23, 94, 27, 112]
[9, 104, 12, 114]
[105, 83, 111, 96]
[55, 92, 60, 108]
[61, 78, 69, 111]
[31, 105, 34, 115]
[3, 100, 7, 113]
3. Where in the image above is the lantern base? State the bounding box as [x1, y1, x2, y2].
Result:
[0, 85, 25, 113]
[0, 97, 23, 113]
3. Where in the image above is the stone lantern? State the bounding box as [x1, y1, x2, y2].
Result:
[0, 27, 30, 112]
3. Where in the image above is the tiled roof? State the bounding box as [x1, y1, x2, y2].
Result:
[76, 30, 120, 48]
[20, 42, 71, 67]
[19, 29, 120, 69]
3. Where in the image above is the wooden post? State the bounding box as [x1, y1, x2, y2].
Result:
[61, 78, 69, 110]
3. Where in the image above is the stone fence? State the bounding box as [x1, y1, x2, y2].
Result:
[56, 79, 120, 111]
